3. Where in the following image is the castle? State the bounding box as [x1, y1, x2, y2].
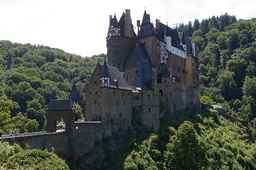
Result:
[1, 10, 200, 170]
[81, 9, 199, 134]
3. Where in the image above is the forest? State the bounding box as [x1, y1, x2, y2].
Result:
[1, 13, 256, 169]
[0, 42, 103, 169]
[124, 14, 256, 170]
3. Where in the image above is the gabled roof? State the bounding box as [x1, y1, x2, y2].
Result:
[99, 62, 130, 88]
[156, 22, 184, 50]
[47, 100, 73, 111]
[107, 64, 129, 87]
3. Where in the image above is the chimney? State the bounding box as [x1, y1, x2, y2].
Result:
[124, 9, 134, 38]
[109, 15, 112, 26]
[125, 9, 131, 16]
[155, 19, 160, 29]
[137, 20, 141, 34]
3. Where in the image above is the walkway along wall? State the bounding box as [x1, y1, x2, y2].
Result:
[0, 121, 104, 170]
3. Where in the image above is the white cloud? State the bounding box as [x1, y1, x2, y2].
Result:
[0, 0, 256, 56]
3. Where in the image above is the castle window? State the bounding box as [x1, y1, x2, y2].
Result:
[94, 100, 97, 104]
[157, 74, 162, 83]
[148, 108, 151, 112]
[95, 91, 98, 95]
[159, 89, 163, 96]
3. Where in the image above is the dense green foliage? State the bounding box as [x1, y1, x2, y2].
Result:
[0, 42, 102, 170]
[0, 141, 69, 170]
[2, 13, 256, 170]
[124, 14, 256, 169]
[0, 96, 38, 134]
[0, 41, 103, 130]
[124, 113, 256, 170]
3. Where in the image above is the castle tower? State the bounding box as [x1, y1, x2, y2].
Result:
[138, 11, 160, 68]
[106, 9, 136, 71]
[183, 37, 199, 87]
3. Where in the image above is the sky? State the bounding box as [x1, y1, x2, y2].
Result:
[0, 0, 256, 57]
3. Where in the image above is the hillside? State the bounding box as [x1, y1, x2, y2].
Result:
[1, 14, 256, 170]
[0, 41, 104, 132]
[122, 14, 256, 169]
[0, 42, 104, 170]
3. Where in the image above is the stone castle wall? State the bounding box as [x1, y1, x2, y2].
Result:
[1, 121, 105, 170]
[107, 37, 135, 71]
[143, 36, 160, 67]
[2, 132, 70, 159]
[0, 10, 201, 169]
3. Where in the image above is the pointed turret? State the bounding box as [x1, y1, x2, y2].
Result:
[142, 11, 151, 25]
[118, 9, 136, 38]
[107, 14, 120, 40]
[106, 9, 136, 71]
[138, 11, 155, 39]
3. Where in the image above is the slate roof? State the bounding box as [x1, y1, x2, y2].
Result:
[107, 64, 130, 87]
[138, 11, 155, 39]
[69, 84, 80, 103]
[142, 11, 150, 25]
[119, 13, 125, 37]
[124, 43, 152, 89]
[124, 43, 151, 69]
[139, 23, 155, 38]
[111, 15, 119, 28]
[99, 62, 130, 88]
[156, 22, 184, 50]
[47, 100, 73, 111]
[100, 61, 110, 78]
[118, 12, 136, 37]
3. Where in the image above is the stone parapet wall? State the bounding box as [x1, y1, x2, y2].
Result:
[1, 131, 69, 159]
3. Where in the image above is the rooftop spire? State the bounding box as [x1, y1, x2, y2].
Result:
[142, 10, 150, 25]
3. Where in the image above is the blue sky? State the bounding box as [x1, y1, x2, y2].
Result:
[0, 0, 256, 57]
